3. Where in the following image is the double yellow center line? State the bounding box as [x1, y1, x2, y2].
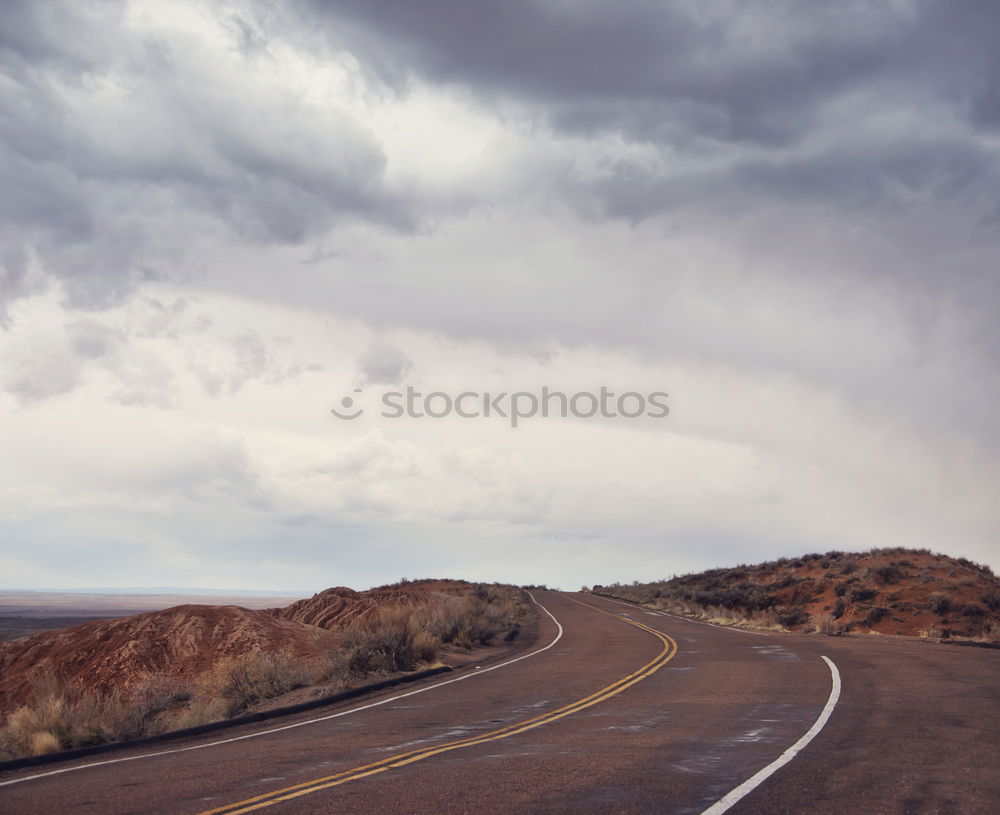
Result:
[198, 597, 678, 814]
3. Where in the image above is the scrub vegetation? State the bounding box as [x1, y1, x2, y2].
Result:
[593, 548, 1000, 641]
[0, 583, 528, 760]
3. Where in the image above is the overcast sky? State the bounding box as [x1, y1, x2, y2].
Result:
[1, 0, 998, 592]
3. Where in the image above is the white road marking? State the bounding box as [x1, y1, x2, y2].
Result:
[651, 608, 769, 636]
[597, 596, 769, 635]
[0, 592, 564, 789]
[698, 655, 842, 815]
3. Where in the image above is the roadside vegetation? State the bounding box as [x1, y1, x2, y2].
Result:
[0, 583, 528, 761]
[593, 548, 1000, 641]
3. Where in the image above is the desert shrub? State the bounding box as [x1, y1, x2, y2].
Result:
[850, 587, 879, 603]
[977, 621, 1000, 643]
[0, 674, 192, 759]
[1, 584, 528, 760]
[412, 630, 441, 663]
[202, 652, 311, 715]
[832, 599, 846, 619]
[0, 691, 67, 758]
[170, 696, 231, 730]
[814, 614, 845, 636]
[777, 607, 809, 628]
[955, 557, 994, 576]
[873, 565, 904, 585]
[930, 593, 953, 616]
[961, 604, 987, 618]
[864, 607, 890, 627]
[423, 592, 524, 649]
[78, 677, 190, 743]
[691, 583, 778, 613]
[342, 607, 420, 676]
[982, 592, 1000, 611]
[30, 731, 60, 755]
[342, 589, 525, 675]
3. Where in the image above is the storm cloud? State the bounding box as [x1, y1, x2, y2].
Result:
[0, 1, 997, 590]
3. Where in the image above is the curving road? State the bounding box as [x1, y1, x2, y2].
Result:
[1, 591, 998, 813]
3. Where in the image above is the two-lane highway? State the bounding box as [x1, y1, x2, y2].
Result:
[2, 591, 998, 813]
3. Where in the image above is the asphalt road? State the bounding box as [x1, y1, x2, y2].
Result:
[1, 590, 998, 814]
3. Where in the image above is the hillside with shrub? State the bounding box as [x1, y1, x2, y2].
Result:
[0, 580, 528, 761]
[593, 548, 1000, 640]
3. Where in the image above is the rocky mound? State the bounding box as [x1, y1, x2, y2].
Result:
[0, 579, 485, 723]
[269, 580, 472, 629]
[594, 548, 1000, 639]
[0, 605, 339, 718]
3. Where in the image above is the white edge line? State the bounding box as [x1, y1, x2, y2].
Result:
[698, 655, 842, 815]
[0, 591, 564, 789]
[598, 596, 769, 636]
[650, 608, 768, 636]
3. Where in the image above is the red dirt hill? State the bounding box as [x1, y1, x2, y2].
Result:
[594, 548, 1000, 639]
[0, 579, 480, 722]
[0, 605, 338, 718]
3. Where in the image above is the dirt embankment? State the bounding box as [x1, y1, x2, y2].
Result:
[0, 579, 498, 723]
[0, 606, 337, 718]
[594, 548, 1000, 639]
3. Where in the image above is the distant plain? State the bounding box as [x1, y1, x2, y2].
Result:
[0, 591, 303, 642]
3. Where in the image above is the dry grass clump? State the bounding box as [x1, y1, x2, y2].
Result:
[930, 592, 953, 615]
[974, 621, 1000, 643]
[0, 658, 317, 761]
[339, 586, 527, 678]
[919, 619, 1000, 645]
[30, 731, 60, 755]
[170, 696, 233, 730]
[0, 674, 192, 760]
[340, 606, 429, 676]
[0, 690, 66, 758]
[422, 588, 524, 650]
[199, 652, 312, 717]
[813, 613, 846, 636]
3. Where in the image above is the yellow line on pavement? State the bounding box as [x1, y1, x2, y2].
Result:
[197, 596, 678, 815]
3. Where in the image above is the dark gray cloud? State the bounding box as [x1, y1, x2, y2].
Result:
[0, 0, 418, 309]
[0, 3, 997, 418]
[292, 1, 1000, 129]
[294, 0, 895, 142]
[287, 0, 1000, 214]
[3, 0, 997, 316]
[246, 0, 998, 379]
